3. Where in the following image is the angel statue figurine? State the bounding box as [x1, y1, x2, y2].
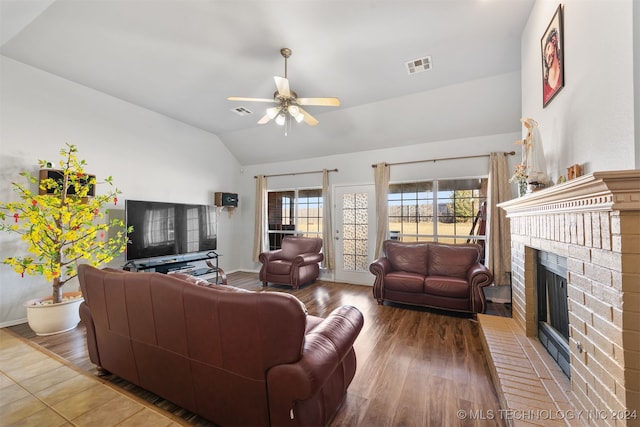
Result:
[515, 117, 548, 186]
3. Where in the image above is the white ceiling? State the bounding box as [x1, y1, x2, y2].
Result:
[1, 0, 534, 165]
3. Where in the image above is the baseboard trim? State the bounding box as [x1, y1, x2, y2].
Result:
[0, 317, 27, 328]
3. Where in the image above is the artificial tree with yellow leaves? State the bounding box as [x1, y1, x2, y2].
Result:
[0, 144, 130, 304]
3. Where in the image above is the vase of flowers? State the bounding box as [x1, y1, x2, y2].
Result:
[509, 163, 529, 197]
[0, 144, 130, 335]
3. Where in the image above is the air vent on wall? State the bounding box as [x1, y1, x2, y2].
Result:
[231, 106, 253, 116]
[406, 56, 432, 75]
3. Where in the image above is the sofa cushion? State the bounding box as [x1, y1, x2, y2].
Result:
[384, 241, 429, 276]
[424, 276, 470, 298]
[383, 271, 425, 293]
[268, 260, 293, 275]
[428, 243, 479, 279]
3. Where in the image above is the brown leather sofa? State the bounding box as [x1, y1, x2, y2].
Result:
[78, 264, 363, 426]
[259, 236, 324, 290]
[369, 240, 493, 314]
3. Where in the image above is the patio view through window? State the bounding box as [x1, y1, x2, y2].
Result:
[267, 189, 322, 250]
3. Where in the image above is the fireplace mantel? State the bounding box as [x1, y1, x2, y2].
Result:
[499, 169, 640, 216]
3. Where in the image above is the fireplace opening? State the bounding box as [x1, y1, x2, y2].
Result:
[537, 251, 570, 378]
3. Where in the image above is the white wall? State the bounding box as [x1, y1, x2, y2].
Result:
[521, 0, 636, 180]
[0, 57, 242, 326]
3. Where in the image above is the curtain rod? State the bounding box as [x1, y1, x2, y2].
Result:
[254, 168, 338, 179]
[371, 151, 516, 168]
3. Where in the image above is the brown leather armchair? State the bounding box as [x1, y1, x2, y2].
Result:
[259, 236, 324, 290]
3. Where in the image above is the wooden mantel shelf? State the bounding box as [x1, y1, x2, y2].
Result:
[498, 169, 640, 217]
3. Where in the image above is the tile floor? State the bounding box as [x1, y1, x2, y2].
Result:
[0, 329, 182, 426]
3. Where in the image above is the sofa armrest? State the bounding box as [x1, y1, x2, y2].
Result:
[259, 249, 284, 264]
[467, 263, 493, 313]
[369, 257, 391, 302]
[292, 252, 324, 267]
[79, 302, 101, 368]
[266, 305, 364, 424]
[369, 257, 391, 277]
[467, 263, 492, 285]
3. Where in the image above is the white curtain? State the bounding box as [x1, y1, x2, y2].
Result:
[321, 169, 335, 270]
[373, 162, 390, 258]
[487, 153, 512, 285]
[252, 175, 268, 262]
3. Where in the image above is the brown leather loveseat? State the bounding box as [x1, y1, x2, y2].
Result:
[369, 240, 493, 314]
[78, 264, 364, 426]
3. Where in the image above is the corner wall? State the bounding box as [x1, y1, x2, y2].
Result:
[0, 56, 242, 326]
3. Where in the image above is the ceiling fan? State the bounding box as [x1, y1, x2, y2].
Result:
[227, 48, 340, 130]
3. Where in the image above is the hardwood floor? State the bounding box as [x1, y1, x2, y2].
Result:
[8, 272, 508, 426]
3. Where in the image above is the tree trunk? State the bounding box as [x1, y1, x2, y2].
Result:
[52, 277, 62, 304]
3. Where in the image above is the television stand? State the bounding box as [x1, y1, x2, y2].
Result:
[127, 252, 227, 285]
[190, 267, 214, 276]
[202, 258, 227, 285]
[166, 264, 196, 273]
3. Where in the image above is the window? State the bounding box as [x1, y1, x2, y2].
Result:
[267, 188, 322, 250]
[388, 178, 487, 245]
[388, 181, 434, 241]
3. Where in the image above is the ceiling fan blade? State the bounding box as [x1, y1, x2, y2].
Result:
[257, 113, 272, 125]
[227, 96, 275, 103]
[274, 76, 291, 98]
[258, 107, 283, 125]
[298, 107, 319, 126]
[296, 97, 341, 107]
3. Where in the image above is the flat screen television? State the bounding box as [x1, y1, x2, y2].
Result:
[125, 199, 217, 263]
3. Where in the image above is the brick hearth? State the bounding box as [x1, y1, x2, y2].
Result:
[479, 314, 580, 427]
[483, 170, 640, 427]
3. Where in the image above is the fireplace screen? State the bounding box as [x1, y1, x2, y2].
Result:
[537, 251, 570, 378]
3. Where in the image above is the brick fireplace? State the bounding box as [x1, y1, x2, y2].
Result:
[493, 170, 640, 426]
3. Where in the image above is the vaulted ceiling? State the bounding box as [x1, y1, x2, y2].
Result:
[1, 0, 534, 165]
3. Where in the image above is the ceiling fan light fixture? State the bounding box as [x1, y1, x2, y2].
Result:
[294, 112, 304, 123]
[275, 113, 286, 126]
[288, 105, 299, 116]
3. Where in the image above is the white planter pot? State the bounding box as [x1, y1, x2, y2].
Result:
[24, 292, 84, 336]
